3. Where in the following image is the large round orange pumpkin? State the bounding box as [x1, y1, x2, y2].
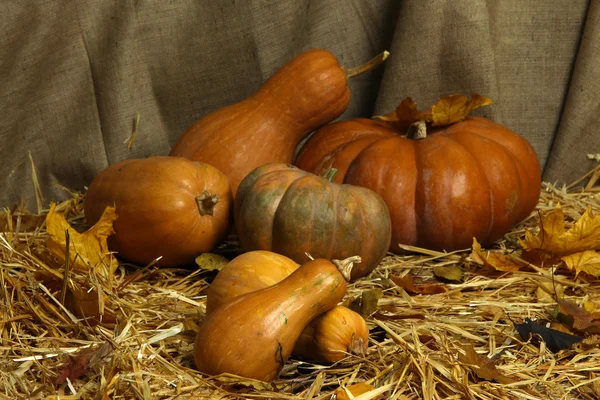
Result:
[295, 108, 541, 252]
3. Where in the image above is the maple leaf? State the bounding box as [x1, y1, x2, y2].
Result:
[46, 202, 119, 277]
[470, 238, 522, 272]
[561, 250, 600, 277]
[458, 343, 517, 384]
[520, 203, 600, 256]
[555, 299, 600, 333]
[431, 94, 493, 126]
[376, 93, 492, 130]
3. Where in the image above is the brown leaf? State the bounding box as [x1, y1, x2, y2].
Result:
[470, 238, 522, 272]
[458, 343, 517, 384]
[520, 204, 600, 257]
[56, 342, 113, 385]
[556, 299, 600, 333]
[390, 274, 448, 295]
[46, 202, 119, 277]
[431, 94, 493, 126]
[345, 288, 383, 318]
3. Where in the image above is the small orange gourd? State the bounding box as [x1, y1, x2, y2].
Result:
[193, 257, 357, 381]
[293, 305, 369, 363]
[84, 156, 232, 267]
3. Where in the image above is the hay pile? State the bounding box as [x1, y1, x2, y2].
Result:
[1, 165, 600, 400]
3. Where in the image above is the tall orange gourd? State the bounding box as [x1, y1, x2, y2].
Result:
[170, 49, 387, 196]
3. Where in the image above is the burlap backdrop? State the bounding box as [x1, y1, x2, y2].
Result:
[1, 0, 598, 210]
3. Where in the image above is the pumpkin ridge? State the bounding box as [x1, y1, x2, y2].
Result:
[444, 133, 495, 243]
[448, 127, 530, 228]
[327, 182, 340, 259]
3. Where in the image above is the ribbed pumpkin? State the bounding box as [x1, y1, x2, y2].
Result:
[84, 156, 232, 266]
[295, 95, 542, 252]
[234, 163, 392, 280]
[169, 49, 387, 196]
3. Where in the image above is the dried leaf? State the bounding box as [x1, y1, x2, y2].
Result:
[391, 97, 433, 129]
[470, 238, 521, 272]
[46, 202, 118, 276]
[211, 373, 276, 391]
[346, 288, 383, 318]
[431, 94, 493, 126]
[56, 342, 113, 384]
[513, 317, 583, 352]
[390, 274, 448, 295]
[555, 299, 600, 333]
[383, 94, 493, 129]
[195, 253, 229, 272]
[561, 250, 600, 277]
[433, 264, 464, 282]
[478, 305, 505, 320]
[520, 204, 600, 257]
[458, 343, 517, 384]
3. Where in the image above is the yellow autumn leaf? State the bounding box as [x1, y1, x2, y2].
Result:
[519, 203, 600, 256]
[46, 202, 119, 277]
[562, 250, 600, 277]
[470, 238, 522, 272]
[195, 253, 229, 271]
[431, 94, 493, 126]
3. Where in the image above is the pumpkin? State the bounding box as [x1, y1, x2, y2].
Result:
[293, 305, 369, 363]
[84, 156, 232, 266]
[169, 49, 388, 196]
[193, 257, 357, 381]
[205, 250, 299, 315]
[234, 163, 392, 280]
[295, 95, 542, 252]
[206, 251, 368, 363]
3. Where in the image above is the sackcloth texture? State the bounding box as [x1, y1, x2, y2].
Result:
[1, 0, 598, 209]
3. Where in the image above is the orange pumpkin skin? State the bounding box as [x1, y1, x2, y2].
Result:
[193, 258, 351, 381]
[295, 116, 541, 252]
[84, 156, 233, 267]
[169, 49, 350, 196]
[205, 250, 299, 315]
[234, 163, 392, 280]
[293, 305, 369, 363]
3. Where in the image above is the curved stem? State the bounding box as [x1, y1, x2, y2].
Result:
[196, 190, 219, 216]
[344, 51, 390, 78]
[332, 255, 361, 282]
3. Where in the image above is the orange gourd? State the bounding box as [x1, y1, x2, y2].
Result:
[293, 305, 369, 363]
[205, 250, 299, 315]
[193, 257, 357, 381]
[169, 49, 388, 196]
[84, 156, 232, 266]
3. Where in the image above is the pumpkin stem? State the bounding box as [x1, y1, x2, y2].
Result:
[407, 120, 427, 140]
[196, 190, 219, 216]
[332, 256, 361, 282]
[344, 51, 390, 78]
[322, 168, 339, 182]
